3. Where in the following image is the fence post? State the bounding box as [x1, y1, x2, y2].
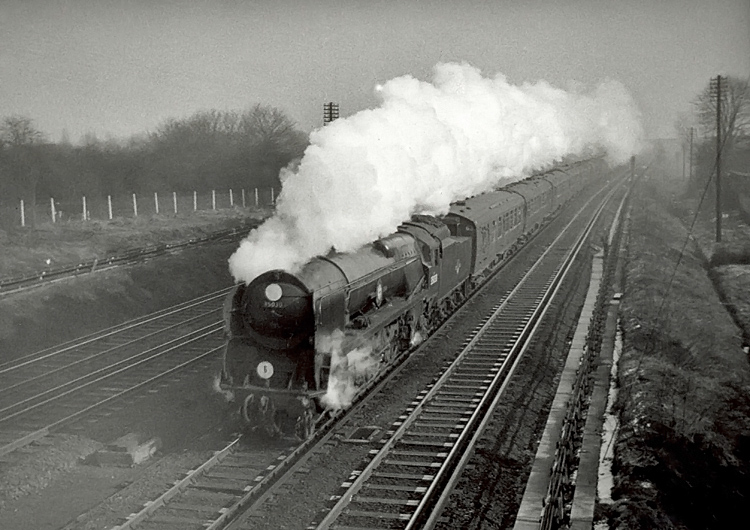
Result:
[254, 188, 259, 207]
[82, 196, 87, 221]
[242, 188, 246, 208]
[193, 191, 197, 211]
[229, 189, 234, 207]
[212, 189, 216, 210]
[173, 191, 177, 214]
[108, 195, 113, 220]
[132, 193, 138, 217]
[50, 197, 56, 223]
[154, 192, 159, 214]
[271, 187, 275, 204]
[20, 199, 25, 227]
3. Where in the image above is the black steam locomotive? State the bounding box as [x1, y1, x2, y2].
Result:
[219, 158, 604, 438]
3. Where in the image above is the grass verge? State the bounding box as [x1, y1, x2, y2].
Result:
[609, 176, 750, 529]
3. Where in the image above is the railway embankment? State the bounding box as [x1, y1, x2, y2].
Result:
[0, 208, 264, 279]
[608, 176, 750, 529]
[0, 211, 262, 361]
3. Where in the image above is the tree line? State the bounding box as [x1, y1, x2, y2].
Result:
[0, 104, 309, 226]
[675, 75, 750, 197]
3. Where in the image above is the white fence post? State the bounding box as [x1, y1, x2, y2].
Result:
[212, 189, 216, 210]
[82, 196, 87, 221]
[20, 199, 25, 227]
[271, 187, 275, 204]
[107, 195, 113, 220]
[50, 197, 56, 223]
[254, 188, 259, 207]
[242, 188, 246, 208]
[193, 191, 197, 211]
[173, 191, 177, 214]
[132, 193, 138, 217]
[229, 189, 234, 207]
[154, 192, 159, 214]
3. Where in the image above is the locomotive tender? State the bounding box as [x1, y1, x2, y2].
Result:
[220, 158, 604, 438]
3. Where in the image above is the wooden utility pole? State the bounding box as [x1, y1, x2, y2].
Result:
[682, 141, 686, 180]
[689, 127, 694, 182]
[710, 75, 724, 242]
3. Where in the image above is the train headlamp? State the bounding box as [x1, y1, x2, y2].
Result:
[265, 283, 282, 302]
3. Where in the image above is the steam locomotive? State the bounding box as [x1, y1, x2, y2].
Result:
[219, 158, 604, 438]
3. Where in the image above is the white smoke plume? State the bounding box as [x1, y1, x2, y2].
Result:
[317, 330, 380, 410]
[229, 62, 643, 283]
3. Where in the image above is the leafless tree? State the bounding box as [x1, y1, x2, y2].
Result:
[0, 115, 47, 227]
[148, 105, 307, 190]
[694, 76, 750, 152]
[0, 115, 44, 146]
[238, 104, 309, 184]
[686, 76, 750, 201]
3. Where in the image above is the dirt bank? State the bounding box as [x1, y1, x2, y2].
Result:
[0, 239, 240, 362]
[610, 175, 750, 529]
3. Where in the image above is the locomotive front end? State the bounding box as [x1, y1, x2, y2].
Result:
[221, 270, 319, 436]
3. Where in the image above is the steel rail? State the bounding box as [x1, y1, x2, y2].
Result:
[93, 175, 623, 530]
[0, 322, 223, 423]
[0, 336, 225, 458]
[0, 287, 231, 371]
[23, 343, 225, 435]
[313, 181, 621, 530]
[420, 186, 621, 529]
[0, 307, 221, 395]
[100, 180, 617, 530]
[109, 436, 244, 530]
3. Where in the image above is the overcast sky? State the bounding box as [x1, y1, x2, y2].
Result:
[1, 0, 748, 143]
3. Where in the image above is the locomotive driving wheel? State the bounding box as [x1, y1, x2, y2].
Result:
[258, 396, 282, 437]
[241, 394, 257, 423]
[294, 407, 316, 440]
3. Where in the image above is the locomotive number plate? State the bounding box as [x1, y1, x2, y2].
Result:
[257, 361, 274, 379]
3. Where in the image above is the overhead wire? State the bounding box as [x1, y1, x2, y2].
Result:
[619, 126, 730, 401]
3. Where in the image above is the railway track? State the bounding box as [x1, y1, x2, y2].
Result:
[105, 179, 623, 530]
[311, 181, 616, 530]
[0, 288, 233, 456]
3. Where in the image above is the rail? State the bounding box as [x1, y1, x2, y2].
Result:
[0, 289, 230, 456]
[312, 181, 620, 529]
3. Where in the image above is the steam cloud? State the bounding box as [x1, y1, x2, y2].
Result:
[229, 62, 643, 283]
[317, 330, 379, 410]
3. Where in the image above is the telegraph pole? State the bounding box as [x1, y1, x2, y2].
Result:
[682, 141, 686, 180]
[323, 102, 340, 126]
[710, 75, 725, 242]
[689, 127, 694, 182]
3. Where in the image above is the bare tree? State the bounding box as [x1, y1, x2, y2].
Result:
[238, 104, 309, 185]
[0, 115, 47, 227]
[694, 76, 750, 152]
[147, 105, 308, 191]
